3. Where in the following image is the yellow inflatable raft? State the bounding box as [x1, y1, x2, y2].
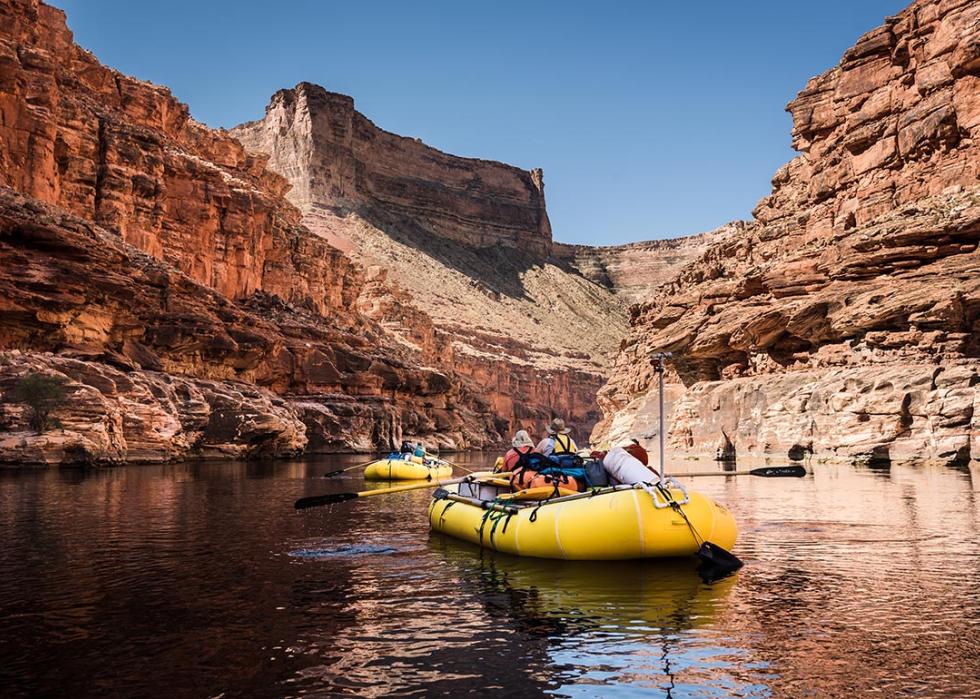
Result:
[428, 483, 737, 560]
[363, 455, 453, 481]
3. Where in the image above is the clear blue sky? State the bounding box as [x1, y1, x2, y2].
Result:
[58, 0, 907, 245]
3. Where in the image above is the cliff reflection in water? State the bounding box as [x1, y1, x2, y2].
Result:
[1, 455, 979, 697]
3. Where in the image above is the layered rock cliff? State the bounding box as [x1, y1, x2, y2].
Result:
[233, 84, 553, 256]
[554, 224, 742, 305]
[595, 0, 980, 466]
[232, 84, 647, 438]
[0, 0, 502, 462]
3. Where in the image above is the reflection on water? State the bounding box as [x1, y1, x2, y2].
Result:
[1, 455, 978, 697]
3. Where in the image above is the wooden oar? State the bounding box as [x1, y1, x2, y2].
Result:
[674, 465, 807, 478]
[295, 471, 511, 510]
[322, 457, 385, 478]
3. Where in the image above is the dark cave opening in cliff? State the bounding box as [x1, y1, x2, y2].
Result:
[767, 332, 815, 368]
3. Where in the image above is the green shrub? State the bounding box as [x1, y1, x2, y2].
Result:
[11, 374, 66, 433]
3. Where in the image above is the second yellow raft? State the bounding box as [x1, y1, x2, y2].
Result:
[363, 455, 453, 481]
[428, 484, 737, 560]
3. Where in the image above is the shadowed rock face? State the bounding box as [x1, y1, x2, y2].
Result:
[595, 0, 980, 466]
[553, 224, 743, 305]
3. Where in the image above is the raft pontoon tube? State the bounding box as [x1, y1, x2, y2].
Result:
[363, 454, 454, 481]
[428, 480, 737, 560]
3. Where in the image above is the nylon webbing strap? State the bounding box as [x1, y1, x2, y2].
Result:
[649, 482, 705, 547]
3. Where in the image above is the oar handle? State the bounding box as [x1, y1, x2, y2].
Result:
[433, 488, 520, 515]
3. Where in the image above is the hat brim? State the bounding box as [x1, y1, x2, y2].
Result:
[547, 427, 571, 435]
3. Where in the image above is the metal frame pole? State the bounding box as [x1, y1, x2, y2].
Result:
[650, 352, 672, 479]
[658, 361, 665, 479]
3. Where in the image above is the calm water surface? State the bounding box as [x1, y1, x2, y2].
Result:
[1, 454, 979, 697]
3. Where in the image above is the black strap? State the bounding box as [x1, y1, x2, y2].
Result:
[657, 483, 705, 547]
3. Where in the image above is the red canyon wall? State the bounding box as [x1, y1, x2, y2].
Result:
[0, 0, 503, 462]
[0, 4, 361, 315]
[595, 0, 980, 466]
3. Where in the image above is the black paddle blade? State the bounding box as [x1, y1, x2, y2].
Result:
[696, 541, 743, 583]
[749, 465, 807, 478]
[322, 469, 344, 478]
[294, 492, 358, 510]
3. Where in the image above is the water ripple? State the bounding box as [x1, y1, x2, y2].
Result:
[1, 457, 979, 697]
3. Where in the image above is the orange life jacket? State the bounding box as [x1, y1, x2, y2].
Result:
[510, 468, 584, 495]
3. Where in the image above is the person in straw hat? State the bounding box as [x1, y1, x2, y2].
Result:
[500, 429, 536, 472]
[535, 417, 578, 457]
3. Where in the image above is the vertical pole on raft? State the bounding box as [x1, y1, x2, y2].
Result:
[650, 352, 672, 479]
[658, 361, 665, 479]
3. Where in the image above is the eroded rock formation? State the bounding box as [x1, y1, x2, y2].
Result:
[0, 186, 498, 463]
[595, 0, 980, 466]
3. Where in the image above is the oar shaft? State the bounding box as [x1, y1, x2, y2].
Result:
[323, 458, 378, 477]
[295, 471, 512, 510]
[498, 484, 637, 505]
[675, 466, 807, 478]
[435, 457, 476, 474]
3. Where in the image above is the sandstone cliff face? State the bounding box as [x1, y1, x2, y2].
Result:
[0, 3, 359, 316]
[595, 0, 980, 466]
[231, 84, 640, 439]
[232, 83, 552, 256]
[0, 0, 503, 462]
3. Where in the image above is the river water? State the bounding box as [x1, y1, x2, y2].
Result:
[1, 454, 978, 698]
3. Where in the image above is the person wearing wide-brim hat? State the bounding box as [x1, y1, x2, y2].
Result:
[535, 418, 578, 457]
[499, 429, 536, 472]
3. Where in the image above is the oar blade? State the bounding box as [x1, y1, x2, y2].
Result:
[748, 465, 807, 478]
[696, 541, 743, 583]
[294, 492, 358, 510]
[322, 469, 345, 478]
